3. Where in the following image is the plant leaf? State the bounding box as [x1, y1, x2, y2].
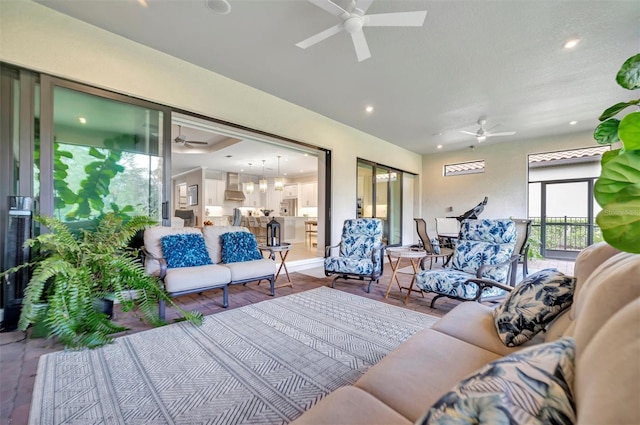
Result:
[601, 148, 621, 167]
[593, 118, 620, 145]
[594, 151, 640, 207]
[596, 185, 640, 254]
[618, 111, 640, 150]
[616, 53, 640, 90]
[599, 102, 636, 121]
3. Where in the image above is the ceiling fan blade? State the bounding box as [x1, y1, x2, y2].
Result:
[351, 29, 371, 62]
[364, 11, 427, 27]
[459, 130, 478, 136]
[354, 0, 374, 14]
[186, 141, 209, 145]
[296, 23, 344, 49]
[307, 0, 348, 16]
[486, 131, 516, 137]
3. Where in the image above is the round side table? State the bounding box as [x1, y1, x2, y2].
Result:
[258, 243, 293, 288]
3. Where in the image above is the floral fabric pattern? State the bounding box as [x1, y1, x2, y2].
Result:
[220, 231, 263, 264]
[418, 337, 576, 425]
[416, 219, 517, 301]
[494, 268, 576, 347]
[161, 233, 213, 268]
[324, 218, 383, 275]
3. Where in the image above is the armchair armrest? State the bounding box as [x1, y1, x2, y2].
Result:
[324, 244, 341, 258]
[465, 277, 514, 293]
[370, 244, 386, 274]
[476, 254, 520, 286]
[140, 247, 168, 281]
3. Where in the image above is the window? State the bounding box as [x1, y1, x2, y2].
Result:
[444, 160, 485, 176]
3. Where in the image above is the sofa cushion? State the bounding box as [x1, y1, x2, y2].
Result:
[571, 242, 619, 317]
[354, 329, 502, 422]
[290, 386, 412, 425]
[223, 258, 277, 283]
[493, 269, 575, 347]
[161, 233, 213, 268]
[143, 226, 202, 275]
[417, 337, 575, 425]
[432, 302, 544, 357]
[163, 264, 230, 293]
[571, 252, 640, 352]
[575, 299, 640, 425]
[202, 225, 248, 264]
[220, 231, 262, 263]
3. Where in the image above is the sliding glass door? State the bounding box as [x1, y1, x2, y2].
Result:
[357, 159, 402, 246]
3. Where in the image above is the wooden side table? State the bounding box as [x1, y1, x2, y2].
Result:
[385, 247, 428, 305]
[258, 243, 293, 288]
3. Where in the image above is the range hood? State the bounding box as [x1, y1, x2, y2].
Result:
[224, 172, 246, 201]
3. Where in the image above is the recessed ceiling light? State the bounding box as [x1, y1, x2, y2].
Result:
[563, 38, 580, 49]
[78, 117, 87, 124]
[437, 144, 443, 149]
[569, 121, 578, 125]
[365, 105, 374, 113]
[137, 0, 148, 7]
[205, 0, 231, 15]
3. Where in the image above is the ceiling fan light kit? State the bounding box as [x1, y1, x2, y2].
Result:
[459, 118, 516, 143]
[297, 0, 427, 62]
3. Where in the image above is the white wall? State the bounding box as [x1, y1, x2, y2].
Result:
[0, 0, 422, 245]
[421, 131, 598, 235]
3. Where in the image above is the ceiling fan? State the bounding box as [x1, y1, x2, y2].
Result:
[174, 125, 208, 147]
[296, 0, 427, 62]
[459, 119, 516, 143]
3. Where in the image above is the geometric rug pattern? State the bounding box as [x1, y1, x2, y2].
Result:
[29, 286, 439, 424]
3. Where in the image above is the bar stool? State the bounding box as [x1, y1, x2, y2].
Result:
[305, 220, 317, 247]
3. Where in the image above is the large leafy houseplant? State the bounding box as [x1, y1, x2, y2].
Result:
[593, 53, 640, 254]
[2, 213, 202, 349]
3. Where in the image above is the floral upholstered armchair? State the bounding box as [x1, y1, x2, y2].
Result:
[324, 218, 385, 293]
[415, 219, 519, 308]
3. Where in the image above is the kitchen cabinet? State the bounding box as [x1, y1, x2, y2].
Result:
[266, 187, 283, 212]
[283, 184, 298, 199]
[300, 182, 317, 207]
[205, 179, 225, 206]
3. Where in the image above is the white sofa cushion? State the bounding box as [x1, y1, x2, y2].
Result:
[163, 264, 231, 293]
[223, 258, 277, 283]
[202, 225, 248, 264]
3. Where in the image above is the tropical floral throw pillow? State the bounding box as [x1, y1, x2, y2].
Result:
[160, 233, 213, 268]
[493, 268, 576, 347]
[417, 337, 576, 425]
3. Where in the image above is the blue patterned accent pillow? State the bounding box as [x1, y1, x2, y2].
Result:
[220, 231, 262, 263]
[493, 268, 576, 347]
[160, 233, 213, 268]
[418, 337, 576, 425]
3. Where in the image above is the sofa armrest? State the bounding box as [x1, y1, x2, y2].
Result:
[141, 247, 168, 281]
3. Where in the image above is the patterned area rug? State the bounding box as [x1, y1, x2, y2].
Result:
[29, 286, 439, 425]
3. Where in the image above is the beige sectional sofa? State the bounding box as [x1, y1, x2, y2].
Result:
[143, 225, 277, 319]
[293, 242, 640, 424]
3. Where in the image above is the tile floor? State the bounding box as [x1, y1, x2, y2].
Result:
[0, 257, 574, 425]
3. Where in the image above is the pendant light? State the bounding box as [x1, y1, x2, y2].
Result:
[274, 155, 284, 191]
[259, 160, 268, 193]
[245, 163, 254, 194]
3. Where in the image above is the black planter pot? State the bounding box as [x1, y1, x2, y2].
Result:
[93, 297, 114, 319]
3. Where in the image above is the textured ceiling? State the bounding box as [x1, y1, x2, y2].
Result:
[36, 0, 640, 155]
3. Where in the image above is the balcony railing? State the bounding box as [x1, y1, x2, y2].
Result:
[529, 216, 603, 257]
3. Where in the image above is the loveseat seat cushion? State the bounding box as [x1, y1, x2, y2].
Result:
[354, 328, 501, 422]
[290, 386, 411, 425]
[144, 226, 202, 276]
[163, 264, 230, 293]
[223, 258, 277, 283]
[431, 302, 544, 357]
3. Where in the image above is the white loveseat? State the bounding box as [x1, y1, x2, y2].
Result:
[143, 225, 277, 319]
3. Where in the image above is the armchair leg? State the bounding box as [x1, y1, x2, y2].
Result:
[430, 294, 445, 309]
[365, 280, 372, 293]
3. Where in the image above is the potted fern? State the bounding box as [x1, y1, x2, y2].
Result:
[1, 212, 202, 349]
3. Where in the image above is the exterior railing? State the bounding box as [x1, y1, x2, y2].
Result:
[530, 216, 603, 255]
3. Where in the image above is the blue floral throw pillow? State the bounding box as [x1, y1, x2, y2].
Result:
[220, 231, 262, 264]
[418, 337, 576, 425]
[160, 233, 213, 269]
[493, 269, 576, 347]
